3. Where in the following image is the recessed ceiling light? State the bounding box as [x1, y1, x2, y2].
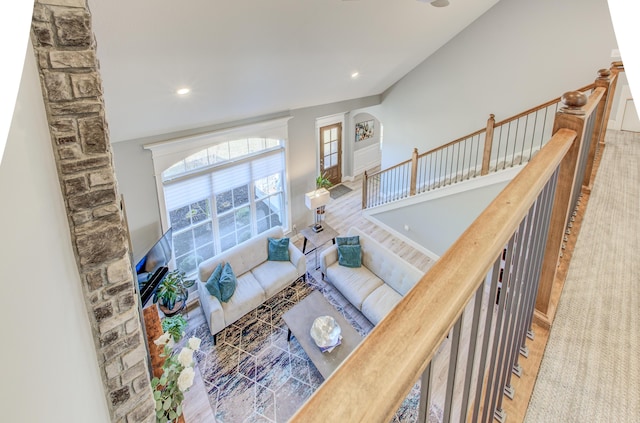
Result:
[351, 72, 360, 79]
[176, 88, 191, 95]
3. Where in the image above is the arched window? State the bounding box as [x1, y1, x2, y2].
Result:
[145, 117, 291, 276]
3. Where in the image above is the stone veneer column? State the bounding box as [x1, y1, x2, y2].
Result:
[30, 1, 155, 422]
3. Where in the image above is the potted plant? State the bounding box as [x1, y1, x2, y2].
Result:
[312, 174, 333, 230]
[161, 315, 188, 343]
[154, 270, 192, 317]
[152, 333, 202, 423]
[316, 173, 333, 190]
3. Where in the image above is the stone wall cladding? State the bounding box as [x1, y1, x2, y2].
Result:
[30, 2, 155, 422]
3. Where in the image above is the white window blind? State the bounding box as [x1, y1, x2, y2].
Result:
[163, 148, 284, 212]
[164, 173, 212, 211]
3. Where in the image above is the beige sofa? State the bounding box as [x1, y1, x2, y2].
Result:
[320, 227, 423, 325]
[197, 226, 306, 342]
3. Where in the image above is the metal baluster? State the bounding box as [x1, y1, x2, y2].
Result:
[438, 149, 444, 188]
[530, 110, 539, 161]
[510, 118, 521, 168]
[510, 191, 544, 374]
[461, 138, 468, 181]
[472, 256, 502, 423]
[523, 168, 559, 342]
[521, 114, 531, 163]
[483, 233, 518, 422]
[454, 142, 461, 183]
[444, 147, 450, 186]
[494, 126, 503, 173]
[459, 282, 485, 423]
[418, 363, 433, 423]
[498, 207, 535, 407]
[443, 318, 463, 423]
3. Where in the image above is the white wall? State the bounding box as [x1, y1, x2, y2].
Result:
[0, 43, 110, 423]
[380, 0, 619, 167]
[370, 171, 514, 256]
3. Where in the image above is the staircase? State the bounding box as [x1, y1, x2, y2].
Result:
[362, 77, 608, 210]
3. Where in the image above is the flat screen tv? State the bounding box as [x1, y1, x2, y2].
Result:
[135, 227, 173, 307]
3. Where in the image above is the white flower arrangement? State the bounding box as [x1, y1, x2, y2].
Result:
[152, 331, 201, 422]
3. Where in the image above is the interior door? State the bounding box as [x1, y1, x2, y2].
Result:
[319, 123, 342, 186]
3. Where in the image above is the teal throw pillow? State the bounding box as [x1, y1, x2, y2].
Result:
[336, 235, 360, 246]
[218, 262, 237, 302]
[338, 244, 362, 268]
[268, 237, 290, 261]
[205, 263, 223, 301]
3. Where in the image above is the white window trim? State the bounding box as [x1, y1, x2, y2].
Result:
[144, 116, 293, 232]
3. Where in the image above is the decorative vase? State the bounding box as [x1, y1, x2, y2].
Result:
[310, 315, 342, 348]
[158, 287, 188, 317]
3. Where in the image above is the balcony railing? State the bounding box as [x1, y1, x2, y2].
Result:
[362, 73, 615, 210]
[294, 64, 620, 423]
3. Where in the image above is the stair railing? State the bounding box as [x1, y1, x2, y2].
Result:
[293, 77, 611, 423]
[362, 66, 620, 210]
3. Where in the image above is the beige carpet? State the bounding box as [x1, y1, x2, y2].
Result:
[524, 130, 640, 422]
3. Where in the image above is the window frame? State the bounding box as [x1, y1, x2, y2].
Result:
[144, 117, 293, 273]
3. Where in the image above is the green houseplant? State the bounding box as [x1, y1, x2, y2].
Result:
[152, 332, 202, 423]
[161, 315, 188, 343]
[154, 270, 193, 316]
[316, 173, 333, 189]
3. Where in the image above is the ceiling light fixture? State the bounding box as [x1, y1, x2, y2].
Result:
[176, 87, 190, 95]
[430, 0, 450, 7]
[351, 71, 360, 79]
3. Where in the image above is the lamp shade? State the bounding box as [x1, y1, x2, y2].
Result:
[305, 188, 330, 210]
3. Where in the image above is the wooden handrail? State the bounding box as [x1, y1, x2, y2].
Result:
[417, 126, 487, 159]
[491, 82, 591, 129]
[365, 157, 412, 179]
[291, 128, 577, 423]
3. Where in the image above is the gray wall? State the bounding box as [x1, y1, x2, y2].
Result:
[380, 0, 618, 167]
[353, 112, 380, 151]
[1, 43, 111, 423]
[371, 178, 510, 256]
[112, 96, 380, 258]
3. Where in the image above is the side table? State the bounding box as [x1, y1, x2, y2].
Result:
[300, 223, 339, 269]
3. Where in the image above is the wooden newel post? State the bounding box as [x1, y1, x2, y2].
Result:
[535, 91, 587, 325]
[481, 114, 496, 176]
[362, 170, 368, 209]
[409, 148, 419, 196]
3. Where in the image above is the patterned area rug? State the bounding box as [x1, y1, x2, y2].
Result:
[186, 273, 443, 422]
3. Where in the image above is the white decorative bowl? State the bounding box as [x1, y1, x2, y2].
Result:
[310, 315, 342, 348]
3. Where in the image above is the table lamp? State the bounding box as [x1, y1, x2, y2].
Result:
[305, 188, 330, 232]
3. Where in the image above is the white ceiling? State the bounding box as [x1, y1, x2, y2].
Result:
[88, 0, 499, 143]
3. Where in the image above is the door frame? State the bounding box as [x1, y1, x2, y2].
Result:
[315, 113, 346, 185]
[319, 122, 342, 186]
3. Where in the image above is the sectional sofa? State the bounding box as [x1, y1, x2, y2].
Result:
[320, 227, 424, 325]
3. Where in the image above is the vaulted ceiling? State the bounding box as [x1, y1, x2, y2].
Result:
[88, 0, 500, 143]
